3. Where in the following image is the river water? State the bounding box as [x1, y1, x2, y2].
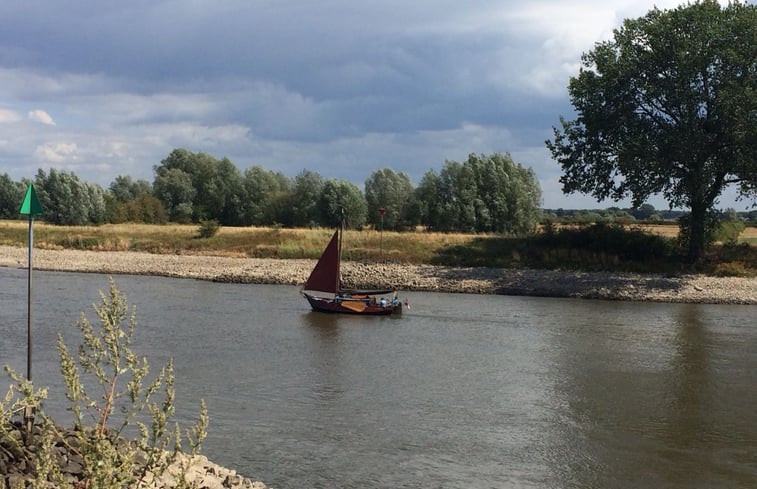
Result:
[0, 267, 755, 488]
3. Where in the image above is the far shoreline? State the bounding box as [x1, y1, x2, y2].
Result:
[0, 245, 755, 305]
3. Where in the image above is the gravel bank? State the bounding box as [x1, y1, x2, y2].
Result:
[1, 245, 754, 304]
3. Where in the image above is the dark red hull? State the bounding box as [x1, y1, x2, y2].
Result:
[303, 293, 402, 315]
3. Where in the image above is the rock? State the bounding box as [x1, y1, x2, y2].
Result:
[0, 425, 267, 489]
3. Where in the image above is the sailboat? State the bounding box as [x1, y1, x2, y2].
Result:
[301, 222, 402, 315]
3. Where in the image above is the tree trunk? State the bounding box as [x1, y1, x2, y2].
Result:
[687, 204, 707, 263]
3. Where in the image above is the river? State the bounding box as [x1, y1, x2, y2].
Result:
[0, 268, 755, 488]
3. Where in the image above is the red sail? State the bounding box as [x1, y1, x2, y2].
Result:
[303, 229, 340, 294]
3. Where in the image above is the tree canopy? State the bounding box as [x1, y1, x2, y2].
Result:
[546, 0, 757, 261]
[1, 148, 544, 234]
[0, 173, 25, 219]
[415, 153, 542, 234]
[364, 169, 416, 231]
[34, 169, 106, 225]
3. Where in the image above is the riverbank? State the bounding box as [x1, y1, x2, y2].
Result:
[1, 423, 267, 489]
[1, 245, 754, 304]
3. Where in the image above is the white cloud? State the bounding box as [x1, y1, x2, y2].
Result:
[28, 109, 56, 125]
[0, 109, 21, 123]
[34, 142, 78, 162]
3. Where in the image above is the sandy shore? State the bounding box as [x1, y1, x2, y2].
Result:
[1, 245, 755, 304]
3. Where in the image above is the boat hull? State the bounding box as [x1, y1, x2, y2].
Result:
[303, 293, 402, 315]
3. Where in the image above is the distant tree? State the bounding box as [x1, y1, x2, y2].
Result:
[318, 179, 367, 229]
[109, 175, 152, 203]
[0, 173, 24, 219]
[364, 169, 416, 231]
[242, 166, 290, 226]
[415, 153, 542, 234]
[547, 1, 757, 262]
[631, 203, 657, 221]
[112, 194, 167, 224]
[414, 170, 443, 230]
[437, 160, 477, 232]
[287, 170, 324, 228]
[715, 208, 746, 245]
[469, 153, 542, 235]
[153, 149, 245, 224]
[85, 182, 107, 225]
[153, 167, 196, 223]
[34, 169, 96, 225]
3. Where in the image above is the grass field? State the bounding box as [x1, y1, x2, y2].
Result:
[1, 220, 755, 275]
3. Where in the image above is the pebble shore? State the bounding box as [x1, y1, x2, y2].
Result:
[1, 245, 755, 304]
[1, 423, 267, 489]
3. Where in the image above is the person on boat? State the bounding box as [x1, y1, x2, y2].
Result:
[380, 298, 387, 307]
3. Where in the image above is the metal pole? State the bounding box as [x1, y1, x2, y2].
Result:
[25, 215, 34, 435]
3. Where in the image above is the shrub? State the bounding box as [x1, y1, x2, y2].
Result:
[714, 211, 746, 245]
[1, 278, 208, 488]
[197, 219, 220, 238]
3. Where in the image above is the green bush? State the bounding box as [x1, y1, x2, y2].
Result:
[1, 278, 207, 488]
[197, 219, 220, 238]
[714, 211, 746, 245]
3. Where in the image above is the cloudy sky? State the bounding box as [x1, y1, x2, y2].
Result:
[0, 0, 751, 210]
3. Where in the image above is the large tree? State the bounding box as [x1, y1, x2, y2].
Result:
[414, 154, 542, 234]
[153, 149, 245, 224]
[287, 170, 324, 228]
[364, 168, 415, 231]
[34, 169, 106, 225]
[242, 166, 290, 226]
[318, 179, 367, 229]
[546, 1, 757, 261]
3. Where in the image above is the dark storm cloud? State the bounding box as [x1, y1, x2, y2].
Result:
[0, 0, 745, 209]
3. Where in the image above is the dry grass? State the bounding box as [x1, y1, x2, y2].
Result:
[0, 221, 479, 262]
[1, 220, 754, 274]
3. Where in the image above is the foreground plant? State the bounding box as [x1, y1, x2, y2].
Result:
[1, 277, 208, 488]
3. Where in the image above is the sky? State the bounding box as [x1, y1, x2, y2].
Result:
[0, 0, 753, 210]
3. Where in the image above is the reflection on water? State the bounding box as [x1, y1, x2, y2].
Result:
[0, 268, 755, 488]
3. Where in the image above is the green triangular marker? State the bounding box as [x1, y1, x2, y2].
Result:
[19, 184, 44, 216]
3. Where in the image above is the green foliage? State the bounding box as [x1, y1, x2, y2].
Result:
[714, 209, 746, 245]
[109, 175, 153, 203]
[112, 194, 168, 224]
[547, 1, 757, 262]
[153, 167, 197, 223]
[415, 153, 542, 234]
[287, 170, 324, 228]
[1, 278, 208, 488]
[0, 173, 25, 219]
[433, 223, 679, 272]
[106, 175, 166, 224]
[153, 149, 246, 225]
[364, 168, 416, 231]
[197, 219, 221, 238]
[242, 166, 291, 226]
[319, 179, 367, 229]
[34, 168, 108, 225]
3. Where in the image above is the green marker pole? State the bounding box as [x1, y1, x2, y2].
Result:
[19, 183, 43, 437]
[26, 212, 33, 385]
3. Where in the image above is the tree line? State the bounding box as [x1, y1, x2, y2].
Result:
[0, 149, 543, 234]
